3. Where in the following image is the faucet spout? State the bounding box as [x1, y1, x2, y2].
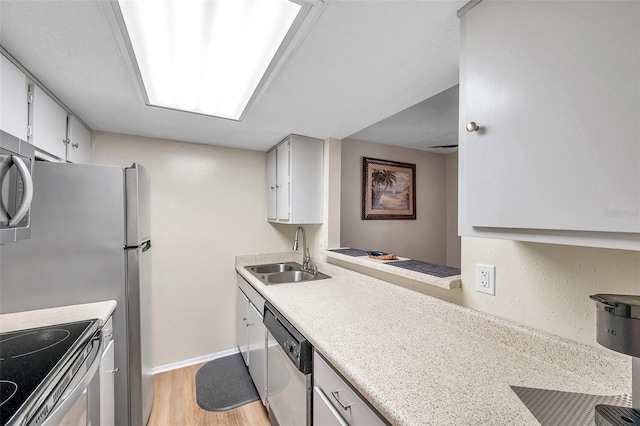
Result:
[293, 226, 311, 271]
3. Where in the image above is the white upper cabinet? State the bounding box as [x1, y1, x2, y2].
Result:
[276, 142, 291, 222]
[458, 1, 639, 250]
[0, 55, 28, 140]
[67, 116, 91, 164]
[267, 135, 323, 224]
[29, 84, 68, 160]
[266, 149, 277, 220]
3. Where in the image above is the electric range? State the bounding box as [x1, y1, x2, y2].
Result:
[0, 319, 99, 426]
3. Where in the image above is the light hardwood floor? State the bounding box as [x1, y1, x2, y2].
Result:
[147, 363, 270, 426]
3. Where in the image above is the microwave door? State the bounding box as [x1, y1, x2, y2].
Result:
[0, 154, 33, 225]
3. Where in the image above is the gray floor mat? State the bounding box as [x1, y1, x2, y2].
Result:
[195, 353, 259, 412]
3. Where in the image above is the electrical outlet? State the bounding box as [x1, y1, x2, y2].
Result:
[476, 264, 495, 295]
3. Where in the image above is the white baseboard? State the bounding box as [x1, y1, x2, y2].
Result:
[151, 347, 240, 375]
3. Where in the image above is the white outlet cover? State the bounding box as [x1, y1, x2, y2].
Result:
[476, 264, 496, 295]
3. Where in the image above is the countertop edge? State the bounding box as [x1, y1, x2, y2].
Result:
[0, 300, 117, 333]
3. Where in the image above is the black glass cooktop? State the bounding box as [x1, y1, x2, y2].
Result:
[0, 320, 97, 425]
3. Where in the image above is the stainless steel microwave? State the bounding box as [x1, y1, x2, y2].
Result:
[0, 129, 34, 243]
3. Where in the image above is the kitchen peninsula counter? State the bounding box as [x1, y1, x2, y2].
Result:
[236, 252, 631, 425]
[0, 300, 117, 333]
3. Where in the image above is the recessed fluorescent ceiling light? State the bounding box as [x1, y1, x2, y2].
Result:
[118, 0, 302, 120]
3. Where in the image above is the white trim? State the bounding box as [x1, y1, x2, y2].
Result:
[151, 347, 240, 375]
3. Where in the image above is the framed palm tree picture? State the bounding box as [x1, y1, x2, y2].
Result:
[362, 157, 416, 220]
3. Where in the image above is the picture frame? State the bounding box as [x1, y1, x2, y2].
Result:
[362, 157, 416, 220]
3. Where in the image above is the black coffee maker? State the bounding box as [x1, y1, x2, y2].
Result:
[590, 294, 640, 425]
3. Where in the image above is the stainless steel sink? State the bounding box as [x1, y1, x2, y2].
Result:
[245, 262, 331, 285]
[248, 263, 298, 274]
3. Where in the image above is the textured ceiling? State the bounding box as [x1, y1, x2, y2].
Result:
[0, 0, 464, 152]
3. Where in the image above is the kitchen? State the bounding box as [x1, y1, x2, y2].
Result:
[1, 1, 639, 426]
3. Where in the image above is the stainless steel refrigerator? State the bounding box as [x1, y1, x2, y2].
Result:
[0, 161, 154, 426]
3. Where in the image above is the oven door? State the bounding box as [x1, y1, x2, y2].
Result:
[0, 130, 34, 244]
[33, 333, 103, 426]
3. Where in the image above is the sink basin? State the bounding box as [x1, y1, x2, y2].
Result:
[245, 262, 331, 285]
[248, 263, 297, 274]
[262, 270, 316, 284]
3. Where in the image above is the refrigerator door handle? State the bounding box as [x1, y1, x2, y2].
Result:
[0, 154, 34, 226]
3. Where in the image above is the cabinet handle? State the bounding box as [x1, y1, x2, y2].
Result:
[107, 367, 119, 375]
[466, 122, 480, 132]
[331, 390, 353, 411]
[72, 143, 79, 149]
[246, 322, 253, 327]
[63, 138, 70, 145]
[270, 186, 275, 189]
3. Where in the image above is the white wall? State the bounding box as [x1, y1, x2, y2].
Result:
[92, 132, 300, 366]
[460, 238, 640, 347]
[340, 138, 459, 266]
[446, 152, 460, 268]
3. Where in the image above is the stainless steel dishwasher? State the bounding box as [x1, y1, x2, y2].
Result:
[264, 301, 312, 426]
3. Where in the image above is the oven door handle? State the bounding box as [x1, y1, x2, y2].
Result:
[0, 155, 34, 226]
[38, 334, 104, 426]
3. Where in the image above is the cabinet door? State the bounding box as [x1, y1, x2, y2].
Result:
[276, 141, 290, 222]
[67, 116, 91, 164]
[267, 149, 277, 220]
[0, 55, 28, 140]
[100, 339, 115, 426]
[30, 85, 68, 160]
[247, 303, 266, 403]
[237, 288, 249, 365]
[460, 1, 639, 234]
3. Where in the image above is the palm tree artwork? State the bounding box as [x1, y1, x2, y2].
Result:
[371, 168, 412, 210]
[363, 157, 416, 219]
[371, 169, 397, 209]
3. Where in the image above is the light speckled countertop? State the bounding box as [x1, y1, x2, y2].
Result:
[236, 252, 631, 425]
[0, 301, 117, 333]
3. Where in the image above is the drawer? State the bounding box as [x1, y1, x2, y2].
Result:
[314, 386, 348, 426]
[237, 273, 265, 313]
[313, 351, 386, 426]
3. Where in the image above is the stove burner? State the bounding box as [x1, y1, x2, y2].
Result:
[0, 320, 97, 426]
[0, 329, 70, 360]
[0, 381, 17, 407]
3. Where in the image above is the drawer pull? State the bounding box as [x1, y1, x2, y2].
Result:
[331, 390, 353, 411]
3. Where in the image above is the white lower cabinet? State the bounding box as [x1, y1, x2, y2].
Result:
[313, 351, 386, 426]
[237, 288, 250, 365]
[247, 303, 266, 404]
[236, 274, 267, 404]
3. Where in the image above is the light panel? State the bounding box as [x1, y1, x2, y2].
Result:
[118, 0, 302, 120]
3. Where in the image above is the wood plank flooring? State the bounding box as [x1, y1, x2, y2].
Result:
[147, 363, 270, 426]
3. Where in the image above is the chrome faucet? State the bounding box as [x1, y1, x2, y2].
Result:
[293, 226, 312, 272]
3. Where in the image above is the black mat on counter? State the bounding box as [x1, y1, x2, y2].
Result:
[510, 386, 633, 426]
[328, 248, 368, 257]
[195, 353, 259, 412]
[386, 260, 461, 277]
